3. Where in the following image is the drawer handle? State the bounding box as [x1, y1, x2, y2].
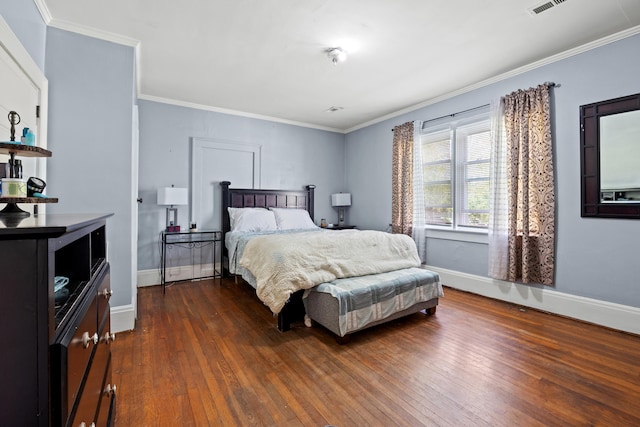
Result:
[78, 423, 95, 427]
[104, 331, 116, 344]
[82, 332, 99, 349]
[100, 288, 113, 299]
[105, 383, 117, 396]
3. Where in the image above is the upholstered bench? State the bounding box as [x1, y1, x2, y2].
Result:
[303, 267, 443, 341]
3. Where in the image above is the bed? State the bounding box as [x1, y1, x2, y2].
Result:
[220, 181, 444, 338]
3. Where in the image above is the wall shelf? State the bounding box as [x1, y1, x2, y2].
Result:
[0, 197, 58, 203]
[0, 198, 59, 218]
[0, 142, 52, 157]
[0, 142, 56, 217]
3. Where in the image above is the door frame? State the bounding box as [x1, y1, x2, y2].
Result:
[0, 16, 48, 205]
[190, 137, 261, 227]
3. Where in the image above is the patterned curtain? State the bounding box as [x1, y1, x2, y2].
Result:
[489, 83, 555, 285]
[391, 121, 414, 236]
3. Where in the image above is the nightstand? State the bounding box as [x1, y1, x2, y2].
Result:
[160, 229, 222, 293]
[326, 225, 357, 230]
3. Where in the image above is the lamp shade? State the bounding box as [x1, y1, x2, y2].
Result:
[157, 187, 188, 206]
[331, 193, 351, 207]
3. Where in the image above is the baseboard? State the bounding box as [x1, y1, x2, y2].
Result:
[425, 265, 640, 335]
[137, 268, 161, 287]
[111, 304, 136, 333]
[137, 264, 218, 288]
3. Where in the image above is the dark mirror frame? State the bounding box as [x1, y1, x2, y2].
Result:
[580, 93, 640, 218]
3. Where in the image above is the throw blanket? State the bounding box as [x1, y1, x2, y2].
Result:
[239, 229, 421, 313]
[304, 267, 443, 336]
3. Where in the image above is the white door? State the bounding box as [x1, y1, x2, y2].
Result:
[191, 138, 261, 230]
[0, 17, 48, 211]
[131, 106, 139, 318]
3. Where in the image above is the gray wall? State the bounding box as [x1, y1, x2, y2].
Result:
[137, 100, 346, 271]
[45, 28, 136, 308]
[1, 5, 136, 308]
[0, 1, 47, 70]
[346, 34, 640, 308]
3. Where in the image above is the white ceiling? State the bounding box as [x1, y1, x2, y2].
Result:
[40, 0, 640, 132]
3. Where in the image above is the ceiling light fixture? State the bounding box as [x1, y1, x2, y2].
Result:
[326, 47, 347, 65]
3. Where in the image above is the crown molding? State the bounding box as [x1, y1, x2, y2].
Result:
[138, 94, 344, 134]
[43, 16, 337, 132]
[36, 8, 640, 135]
[48, 18, 139, 48]
[345, 24, 640, 133]
[34, 0, 52, 24]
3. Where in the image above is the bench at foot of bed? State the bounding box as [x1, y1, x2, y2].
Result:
[328, 303, 438, 344]
[303, 267, 444, 342]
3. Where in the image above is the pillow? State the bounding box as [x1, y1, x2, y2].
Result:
[228, 207, 277, 232]
[228, 207, 274, 229]
[270, 208, 317, 230]
[227, 207, 242, 229]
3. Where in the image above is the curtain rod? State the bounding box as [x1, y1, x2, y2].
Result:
[391, 104, 488, 132]
[391, 81, 558, 132]
[422, 104, 490, 126]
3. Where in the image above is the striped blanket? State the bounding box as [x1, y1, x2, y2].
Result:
[304, 267, 443, 336]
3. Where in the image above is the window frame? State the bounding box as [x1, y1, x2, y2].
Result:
[419, 111, 491, 233]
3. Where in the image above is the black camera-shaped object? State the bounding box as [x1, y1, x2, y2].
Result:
[27, 177, 46, 197]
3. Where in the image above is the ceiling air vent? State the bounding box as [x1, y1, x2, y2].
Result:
[324, 106, 344, 113]
[527, 0, 568, 16]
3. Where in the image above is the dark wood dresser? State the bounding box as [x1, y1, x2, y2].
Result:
[0, 213, 115, 427]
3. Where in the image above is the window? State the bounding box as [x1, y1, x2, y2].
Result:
[420, 114, 490, 229]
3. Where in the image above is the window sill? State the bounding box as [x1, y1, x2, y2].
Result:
[423, 227, 488, 244]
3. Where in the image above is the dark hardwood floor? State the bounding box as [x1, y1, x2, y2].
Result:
[112, 279, 640, 426]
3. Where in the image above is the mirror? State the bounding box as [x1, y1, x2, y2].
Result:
[580, 93, 640, 218]
[600, 110, 640, 201]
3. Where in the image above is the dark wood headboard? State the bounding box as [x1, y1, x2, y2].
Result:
[219, 181, 316, 255]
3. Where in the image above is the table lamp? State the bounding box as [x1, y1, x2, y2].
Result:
[331, 193, 351, 227]
[158, 186, 188, 232]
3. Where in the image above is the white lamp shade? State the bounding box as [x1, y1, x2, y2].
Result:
[157, 187, 188, 205]
[331, 193, 351, 207]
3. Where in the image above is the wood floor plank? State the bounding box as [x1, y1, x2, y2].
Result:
[111, 280, 640, 426]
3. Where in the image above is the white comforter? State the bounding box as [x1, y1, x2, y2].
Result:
[239, 229, 421, 313]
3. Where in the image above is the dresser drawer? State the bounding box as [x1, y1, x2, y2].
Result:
[71, 337, 110, 427]
[96, 265, 111, 329]
[51, 264, 109, 425]
[95, 355, 115, 427]
[60, 291, 98, 421]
